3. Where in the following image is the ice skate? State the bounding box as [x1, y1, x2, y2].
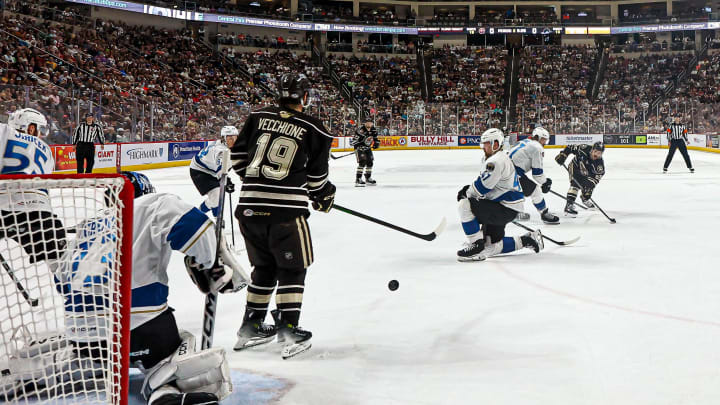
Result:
[521, 230, 544, 253]
[540, 208, 559, 225]
[234, 310, 277, 351]
[515, 212, 531, 221]
[564, 202, 578, 217]
[271, 310, 312, 359]
[355, 178, 365, 187]
[457, 241, 486, 262]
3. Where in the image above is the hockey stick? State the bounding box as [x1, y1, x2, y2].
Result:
[201, 150, 231, 350]
[332, 203, 446, 241]
[549, 189, 589, 210]
[330, 152, 354, 160]
[0, 253, 39, 306]
[562, 164, 616, 224]
[511, 221, 580, 246]
[227, 192, 236, 245]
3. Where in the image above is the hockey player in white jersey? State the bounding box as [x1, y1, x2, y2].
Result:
[1, 172, 248, 405]
[456, 128, 543, 262]
[190, 126, 238, 216]
[508, 127, 559, 224]
[0, 108, 65, 266]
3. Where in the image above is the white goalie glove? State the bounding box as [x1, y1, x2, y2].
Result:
[185, 234, 249, 294]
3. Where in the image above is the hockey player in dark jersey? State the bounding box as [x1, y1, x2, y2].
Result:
[229, 73, 335, 359]
[555, 142, 605, 217]
[350, 120, 379, 187]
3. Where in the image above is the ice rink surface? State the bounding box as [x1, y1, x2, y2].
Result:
[142, 148, 720, 405]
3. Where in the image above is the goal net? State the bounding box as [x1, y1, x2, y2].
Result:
[0, 174, 133, 405]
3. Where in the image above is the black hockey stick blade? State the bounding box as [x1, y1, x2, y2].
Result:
[330, 152, 354, 160]
[332, 203, 446, 241]
[549, 189, 589, 210]
[511, 221, 580, 246]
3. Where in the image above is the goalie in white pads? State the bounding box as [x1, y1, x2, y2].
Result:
[190, 126, 239, 216]
[1, 172, 248, 405]
[456, 128, 544, 261]
[508, 127, 559, 224]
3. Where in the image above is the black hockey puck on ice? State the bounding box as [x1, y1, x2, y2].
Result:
[388, 280, 399, 291]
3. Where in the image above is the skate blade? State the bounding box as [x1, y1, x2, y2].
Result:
[457, 255, 487, 262]
[563, 212, 577, 218]
[233, 335, 276, 351]
[281, 341, 312, 360]
[542, 219, 560, 225]
[355, 184, 365, 188]
[366, 183, 377, 186]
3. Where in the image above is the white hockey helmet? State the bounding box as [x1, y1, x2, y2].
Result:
[481, 128, 504, 152]
[8, 108, 49, 137]
[532, 126, 550, 141]
[220, 125, 239, 142]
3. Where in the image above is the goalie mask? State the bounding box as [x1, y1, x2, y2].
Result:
[120, 171, 156, 198]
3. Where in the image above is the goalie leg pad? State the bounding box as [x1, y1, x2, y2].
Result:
[142, 331, 232, 402]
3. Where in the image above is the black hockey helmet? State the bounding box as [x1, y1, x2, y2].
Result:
[120, 171, 155, 198]
[592, 141, 605, 152]
[278, 73, 311, 109]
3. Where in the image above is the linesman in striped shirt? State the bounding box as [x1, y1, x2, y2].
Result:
[229, 73, 335, 359]
[663, 117, 694, 173]
[73, 113, 105, 173]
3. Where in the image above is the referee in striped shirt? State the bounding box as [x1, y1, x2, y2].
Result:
[73, 113, 105, 173]
[663, 117, 694, 173]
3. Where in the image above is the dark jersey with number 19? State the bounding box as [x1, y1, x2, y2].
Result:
[231, 106, 333, 223]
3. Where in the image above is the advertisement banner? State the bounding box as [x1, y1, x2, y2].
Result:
[602, 134, 647, 145]
[121, 142, 168, 166]
[168, 141, 207, 161]
[379, 136, 408, 148]
[647, 133, 662, 146]
[53, 146, 77, 171]
[554, 134, 603, 145]
[687, 134, 707, 148]
[331, 137, 340, 149]
[710, 135, 719, 149]
[407, 136, 457, 147]
[94, 145, 118, 169]
[458, 136, 483, 146]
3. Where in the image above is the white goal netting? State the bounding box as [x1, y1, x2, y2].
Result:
[0, 175, 132, 405]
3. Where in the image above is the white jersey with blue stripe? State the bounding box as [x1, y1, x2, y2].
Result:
[56, 193, 218, 333]
[508, 138, 546, 184]
[190, 141, 227, 178]
[468, 150, 525, 212]
[0, 123, 55, 212]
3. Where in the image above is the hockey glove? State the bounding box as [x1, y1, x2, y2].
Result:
[555, 153, 567, 166]
[541, 178, 552, 194]
[457, 184, 470, 201]
[372, 139, 380, 149]
[184, 256, 240, 295]
[225, 178, 235, 194]
[310, 182, 336, 213]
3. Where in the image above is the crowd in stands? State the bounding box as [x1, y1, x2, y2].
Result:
[216, 33, 311, 50]
[515, 45, 598, 134]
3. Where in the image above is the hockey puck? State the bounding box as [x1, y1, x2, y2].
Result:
[388, 280, 399, 291]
